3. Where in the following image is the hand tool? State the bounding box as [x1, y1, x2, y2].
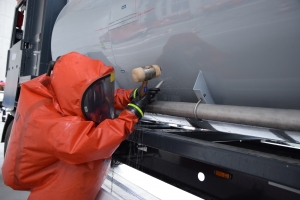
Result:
[132, 65, 161, 97]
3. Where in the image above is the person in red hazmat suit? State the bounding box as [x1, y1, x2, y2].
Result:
[2, 52, 159, 200]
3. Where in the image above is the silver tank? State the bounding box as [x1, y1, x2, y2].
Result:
[51, 0, 300, 145]
[52, 0, 300, 110]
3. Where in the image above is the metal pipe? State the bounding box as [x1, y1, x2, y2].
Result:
[147, 101, 300, 132]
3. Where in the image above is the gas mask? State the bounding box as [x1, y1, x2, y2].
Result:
[81, 72, 115, 124]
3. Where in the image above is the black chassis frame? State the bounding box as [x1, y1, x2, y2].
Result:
[113, 124, 300, 200]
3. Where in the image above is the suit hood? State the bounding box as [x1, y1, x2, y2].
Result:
[51, 52, 114, 118]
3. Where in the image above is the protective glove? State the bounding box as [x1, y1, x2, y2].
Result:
[129, 86, 142, 100]
[126, 88, 160, 119]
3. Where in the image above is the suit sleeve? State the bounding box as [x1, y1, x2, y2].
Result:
[114, 88, 133, 110]
[54, 109, 138, 164]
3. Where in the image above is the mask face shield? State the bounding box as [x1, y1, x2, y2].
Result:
[81, 73, 115, 124]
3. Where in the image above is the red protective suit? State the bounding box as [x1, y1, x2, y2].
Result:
[2, 52, 138, 200]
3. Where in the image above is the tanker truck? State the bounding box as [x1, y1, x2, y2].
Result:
[2, 0, 300, 199]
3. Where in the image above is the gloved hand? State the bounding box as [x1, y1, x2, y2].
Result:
[126, 88, 160, 119]
[129, 86, 142, 100]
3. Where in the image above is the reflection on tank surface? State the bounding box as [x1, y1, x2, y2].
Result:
[51, 0, 300, 144]
[52, 0, 300, 109]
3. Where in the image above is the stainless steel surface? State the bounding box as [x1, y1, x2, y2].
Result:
[52, 0, 300, 109]
[155, 80, 164, 88]
[147, 101, 300, 132]
[193, 71, 214, 104]
[3, 41, 22, 109]
[51, 0, 300, 143]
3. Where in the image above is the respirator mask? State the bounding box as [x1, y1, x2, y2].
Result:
[81, 73, 115, 124]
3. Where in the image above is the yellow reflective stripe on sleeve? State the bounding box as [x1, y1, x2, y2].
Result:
[133, 88, 138, 98]
[128, 103, 144, 117]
